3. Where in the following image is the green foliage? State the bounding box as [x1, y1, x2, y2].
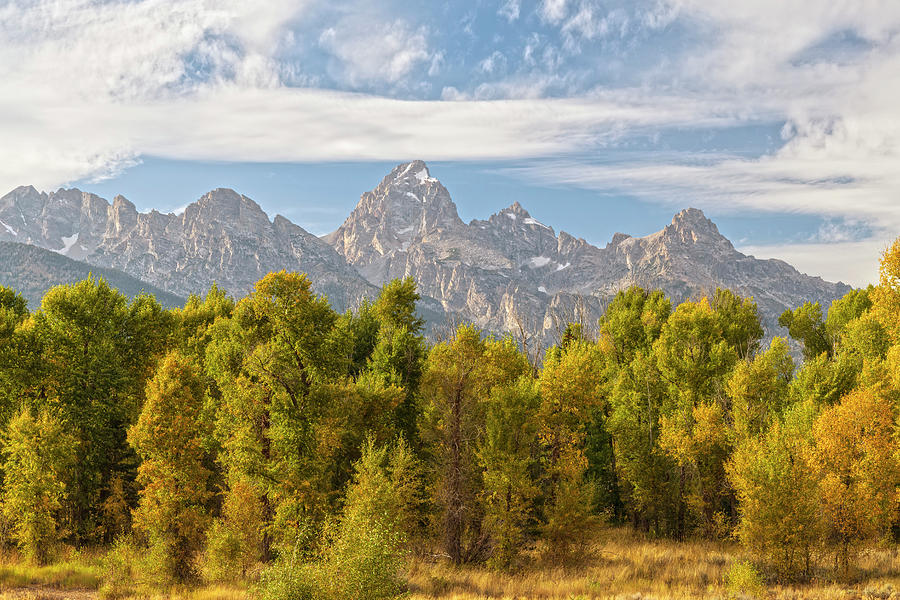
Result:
[1, 407, 75, 564]
[420, 326, 529, 564]
[478, 378, 541, 569]
[373, 277, 424, 334]
[727, 403, 820, 579]
[256, 438, 413, 600]
[727, 337, 794, 441]
[779, 301, 832, 360]
[27, 277, 174, 542]
[598, 286, 671, 365]
[538, 340, 604, 560]
[200, 478, 266, 583]
[724, 561, 765, 600]
[206, 271, 349, 554]
[129, 351, 211, 582]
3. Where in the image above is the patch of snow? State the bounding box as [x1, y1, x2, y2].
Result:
[405, 191, 419, 201]
[397, 226, 414, 235]
[538, 286, 547, 293]
[414, 168, 435, 183]
[527, 256, 551, 268]
[556, 262, 571, 271]
[523, 217, 550, 229]
[60, 233, 78, 254]
[506, 212, 517, 220]
[0, 219, 17, 236]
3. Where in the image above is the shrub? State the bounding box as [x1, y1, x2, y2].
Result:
[724, 561, 765, 600]
[99, 537, 139, 599]
[255, 556, 317, 600]
[200, 479, 266, 583]
[255, 438, 412, 600]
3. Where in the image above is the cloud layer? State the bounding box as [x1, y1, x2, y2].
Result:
[1, 0, 898, 285]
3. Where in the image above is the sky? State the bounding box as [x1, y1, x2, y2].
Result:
[2, 1, 899, 287]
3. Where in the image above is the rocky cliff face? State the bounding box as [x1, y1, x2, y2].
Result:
[0, 186, 375, 311]
[327, 161, 852, 341]
[1, 161, 852, 342]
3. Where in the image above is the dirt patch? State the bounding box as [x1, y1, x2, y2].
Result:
[0, 587, 97, 600]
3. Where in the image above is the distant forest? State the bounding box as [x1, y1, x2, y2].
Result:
[0, 236, 899, 599]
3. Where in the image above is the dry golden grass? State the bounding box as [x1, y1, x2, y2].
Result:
[405, 527, 900, 600]
[1, 528, 899, 600]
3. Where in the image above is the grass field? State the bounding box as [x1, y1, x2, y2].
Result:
[0, 527, 897, 600]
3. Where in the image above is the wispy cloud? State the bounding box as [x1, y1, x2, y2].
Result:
[1, 0, 899, 285]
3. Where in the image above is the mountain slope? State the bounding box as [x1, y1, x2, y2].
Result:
[327, 161, 852, 339]
[0, 241, 185, 309]
[0, 186, 376, 311]
[1, 162, 852, 341]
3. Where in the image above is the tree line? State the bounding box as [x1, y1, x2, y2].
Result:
[1, 238, 900, 596]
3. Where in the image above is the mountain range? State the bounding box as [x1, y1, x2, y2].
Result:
[0, 160, 851, 342]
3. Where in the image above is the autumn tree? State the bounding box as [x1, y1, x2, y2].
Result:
[129, 351, 212, 582]
[478, 378, 540, 569]
[872, 236, 900, 342]
[420, 327, 529, 564]
[727, 337, 794, 441]
[369, 278, 426, 445]
[29, 277, 174, 541]
[812, 385, 900, 578]
[779, 302, 832, 360]
[206, 271, 348, 556]
[1, 407, 75, 564]
[538, 339, 604, 560]
[654, 291, 761, 537]
[727, 402, 820, 579]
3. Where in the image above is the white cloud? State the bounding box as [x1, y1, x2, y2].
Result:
[739, 240, 887, 288]
[478, 51, 508, 75]
[2, 0, 900, 287]
[540, 0, 570, 24]
[318, 17, 432, 86]
[498, 0, 521, 22]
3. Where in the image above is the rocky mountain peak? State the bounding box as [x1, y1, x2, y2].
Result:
[185, 188, 269, 226]
[385, 160, 435, 187]
[327, 161, 465, 266]
[660, 207, 732, 250]
[486, 202, 554, 234]
[112, 194, 136, 212]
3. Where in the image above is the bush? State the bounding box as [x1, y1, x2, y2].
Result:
[255, 557, 317, 600]
[99, 538, 139, 599]
[99, 536, 175, 598]
[200, 480, 266, 584]
[255, 438, 411, 600]
[724, 561, 765, 600]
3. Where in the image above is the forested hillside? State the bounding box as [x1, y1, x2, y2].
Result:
[0, 237, 899, 600]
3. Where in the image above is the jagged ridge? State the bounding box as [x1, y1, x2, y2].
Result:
[0, 161, 852, 340]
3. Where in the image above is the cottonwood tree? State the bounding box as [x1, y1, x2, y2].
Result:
[478, 378, 540, 569]
[538, 339, 604, 560]
[813, 385, 900, 578]
[1, 407, 75, 564]
[420, 326, 528, 564]
[129, 351, 211, 581]
[727, 402, 820, 579]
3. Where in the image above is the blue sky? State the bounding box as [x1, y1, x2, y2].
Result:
[3, 0, 900, 286]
